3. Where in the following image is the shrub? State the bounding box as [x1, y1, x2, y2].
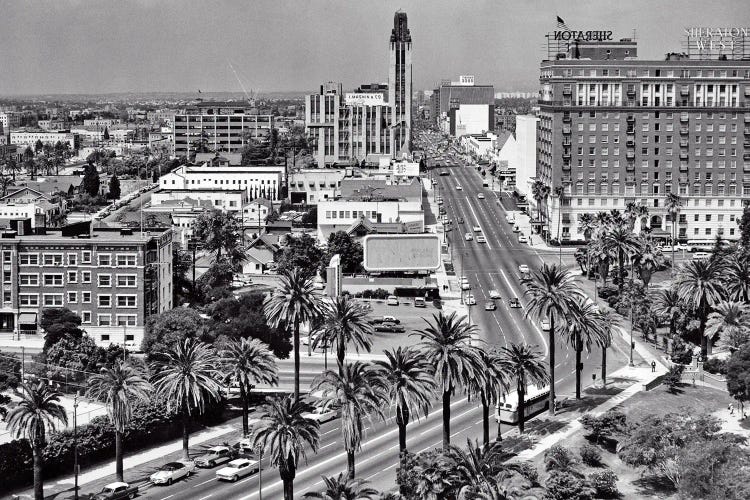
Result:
[703, 357, 728, 375]
[579, 444, 602, 467]
[671, 340, 693, 365]
[357, 288, 390, 300]
[544, 470, 594, 500]
[544, 444, 578, 473]
[507, 461, 539, 485]
[580, 410, 627, 446]
[589, 470, 619, 498]
[664, 364, 685, 393]
[597, 284, 618, 300]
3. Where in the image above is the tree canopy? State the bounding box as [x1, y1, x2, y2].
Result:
[141, 308, 205, 360]
[326, 231, 363, 274]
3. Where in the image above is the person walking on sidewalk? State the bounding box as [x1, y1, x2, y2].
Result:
[651, 360, 656, 372]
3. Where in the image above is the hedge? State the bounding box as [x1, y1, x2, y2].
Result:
[0, 399, 226, 492]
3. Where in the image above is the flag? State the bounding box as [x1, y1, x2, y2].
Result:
[557, 16, 569, 30]
[198, 89, 202, 93]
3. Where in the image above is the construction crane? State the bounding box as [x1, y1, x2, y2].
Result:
[228, 59, 256, 105]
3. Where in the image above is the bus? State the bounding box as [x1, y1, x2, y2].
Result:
[495, 385, 550, 424]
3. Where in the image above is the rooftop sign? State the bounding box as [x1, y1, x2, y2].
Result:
[345, 93, 385, 106]
[362, 234, 440, 272]
[683, 27, 750, 58]
[552, 30, 613, 41]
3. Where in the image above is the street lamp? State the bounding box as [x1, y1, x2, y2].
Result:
[73, 392, 80, 500]
[257, 444, 263, 500]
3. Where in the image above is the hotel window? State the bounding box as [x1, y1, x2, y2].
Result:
[116, 254, 137, 267]
[98, 295, 112, 308]
[43, 254, 63, 266]
[43, 274, 63, 286]
[98, 254, 111, 266]
[117, 315, 137, 327]
[117, 295, 137, 308]
[19, 253, 39, 265]
[98, 314, 112, 327]
[82, 291, 91, 303]
[67, 291, 78, 303]
[116, 275, 137, 288]
[19, 294, 39, 307]
[82, 271, 92, 283]
[43, 294, 64, 306]
[67, 254, 77, 266]
[81, 251, 92, 264]
[98, 274, 112, 287]
[19, 274, 38, 286]
[2, 251, 10, 264]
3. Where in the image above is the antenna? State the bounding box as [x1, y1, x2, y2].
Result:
[228, 60, 252, 103]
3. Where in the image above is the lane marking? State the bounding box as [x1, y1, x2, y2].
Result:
[193, 478, 216, 488]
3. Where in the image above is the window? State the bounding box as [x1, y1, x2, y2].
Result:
[67, 271, 77, 283]
[98, 295, 112, 308]
[2, 251, 10, 264]
[116, 275, 137, 288]
[67, 291, 77, 303]
[67, 253, 78, 266]
[19, 294, 39, 306]
[98, 254, 111, 266]
[43, 274, 63, 286]
[43, 294, 64, 306]
[116, 295, 137, 308]
[82, 291, 91, 303]
[116, 315, 137, 327]
[19, 253, 39, 265]
[82, 251, 91, 264]
[43, 254, 63, 266]
[82, 311, 92, 324]
[82, 271, 91, 283]
[19, 274, 39, 286]
[98, 274, 112, 287]
[97, 314, 112, 327]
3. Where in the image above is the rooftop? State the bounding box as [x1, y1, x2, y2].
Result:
[339, 178, 422, 202]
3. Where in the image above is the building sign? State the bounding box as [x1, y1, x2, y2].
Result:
[345, 93, 385, 106]
[683, 27, 750, 58]
[458, 75, 475, 86]
[552, 30, 613, 41]
[362, 234, 440, 271]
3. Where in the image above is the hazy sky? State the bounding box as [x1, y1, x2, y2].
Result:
[1, 0, 748, 95]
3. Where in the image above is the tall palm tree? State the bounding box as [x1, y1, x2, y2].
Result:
[522, 264, 582, 415]
[311, 362, 386, 479]
[625, 201, 649, 232]
[221, 337, 279, 437]
[561, 298, 606, 399]
[87, 360, 152, 482]
[264, 267, 323, 403]
[313, 295, 374, 373]
[578, 212, 596, 242]
[705, 301, 750, 354]
[665, 193, 682, 273]
[597, 308, 621, 385]
[376, 346, 435, 455]
[725, 251, 750, 303]
[589, 239, 613, 287]
[653, 287, 682, 349]
[554, 185, 565, 263]
[413, 312, 485, 448]
[150, 338, 222, 459]
[601, 225, 642, 294]
[531, 180, 550, 237]
[449, 439, 508, 498]
[498, 344, 549, 434]
[303, 472, 378, 499]
[676, 259, 726, 358]
[634, 241, 663, 287]
[251, 395, 320, 500]
[467, 349, 511, 446]
[7, 382, 68, 500]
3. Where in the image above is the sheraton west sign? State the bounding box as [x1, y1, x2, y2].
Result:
[553, 30, 613, 41]
[684, 27, 750, 51]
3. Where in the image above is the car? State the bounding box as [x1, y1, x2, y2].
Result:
[540, 319, 551, 331]
[518, 264, 530, 274]
[693, 252, 711, 260]
[302, 405, 340, 424]
[457, 217, 464, 224]
[437, 199, 444, 205]
[195, 446, 235, 468]
[518, 235, 528, 244]
[382, 315, 400, 324]
[414, 297, 426, 308]
[465, 294, 477, 305]
[489, 289, 501, 299]
[461, 282, 472, 290]
[508, 297, 521, 308]
[386, 295, 399, 306]
[465, 232, 473, 241]
[216, 458, 260, 482]
[484, 301, 497, 311]
[375, 322, 406, 333]
[477, 193, 485, 199]
[92, 482, 139, 500]
[439, 171, 449, 176]
[477, 235, 487, 243]
[432, 180, 437, 186]
[456, 185, 463, 190]
[505, 214, 515, 223]
[150, 460, 195, 485]
[513, 225, 520, 233]
[473, 226, 482, 232]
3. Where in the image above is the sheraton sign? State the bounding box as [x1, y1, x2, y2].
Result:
[684, 27, 750, 51]
[553, 30, 613, 42]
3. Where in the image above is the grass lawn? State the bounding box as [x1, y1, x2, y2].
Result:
[528, 384, 732, 499]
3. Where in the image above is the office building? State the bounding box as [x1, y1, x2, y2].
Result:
[173, 101, 275, 158]
[389, 11, 412, 154]
[0, 112, 21, 130]
[10, 130, 79, 150]
[0, 221, 173, 347]
[538, 37, 750, 243]
[159, 163, 284, 201]
[433, 76, 495, 137]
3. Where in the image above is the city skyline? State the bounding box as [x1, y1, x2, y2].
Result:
[1, 0, 748, 96]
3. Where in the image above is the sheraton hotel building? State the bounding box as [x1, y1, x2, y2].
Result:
[536, 30, 750, 244]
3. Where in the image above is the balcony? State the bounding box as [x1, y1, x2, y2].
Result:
[626, 89, 636, 96]
[626, 163, 635, 171]
[680, 128, 689, 135]
[562, 87, 572, 95]
[745, 87, 750, 97]
[680, 115, 689, 123]
[562, 115, 571, 123]
[680, 140, 689, 147]
[680, 164, 689, 172]
[562, 151, 571, 159]
[626, 152, 635, 160]
[745, 115, 750, 123]
[626, 116, 635, 123]
[626, 128, 635, 135]
[680, 152, 689, 160]
[626, 140, 635, 147]
[745, 153, 750, 161]
[562, 164, 571, 171]
[680, 87, 690, 96]
[745, 128, 750, 135]
[562, 126, 571, 135]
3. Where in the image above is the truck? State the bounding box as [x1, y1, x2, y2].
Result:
[91, 482, 139, 500]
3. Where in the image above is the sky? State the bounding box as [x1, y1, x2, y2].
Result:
[1, 0, 748, 96]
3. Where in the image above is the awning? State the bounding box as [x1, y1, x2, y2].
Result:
[649, 229, 672, 238]
[18, 313, 37, 325]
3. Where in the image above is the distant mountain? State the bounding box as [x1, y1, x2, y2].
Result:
[0, 90, 311, 102]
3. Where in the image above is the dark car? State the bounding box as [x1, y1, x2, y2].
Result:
[457, 217, 464, 224]
[509, 297, 522, 308]
[375, 322, 405, 333]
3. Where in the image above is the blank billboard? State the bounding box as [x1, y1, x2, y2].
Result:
[362, 234, 441, 271]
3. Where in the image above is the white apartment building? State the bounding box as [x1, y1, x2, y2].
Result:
[513, 115, 539, 200]
[159, 164, 284, 201]
[10, 131, 78, 150]
[0, 112, 21, 130]
[288, 169, 346, 204]
[150, 188, 248, 213]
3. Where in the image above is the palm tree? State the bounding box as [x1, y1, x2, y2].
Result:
[578, 213, 596, 242]
[554, 185, 565, 263]
[676, 259, 726, 358]
[531, 180, 550, 237]
[251, 395, 320, 500]
[522, 264, 582, 415]
[665, 193, 682, 273]
[597, 309, 621, 385]
[625, 201, 649, 232]
[7, 382, 68, 500]
[467, 349, 511, 446]
[601, 225, 642, 294]
[303, 472, 378, 499]
[449, 439, 509, 498]
[498, 344, 549, 433]
[653, 287, 682, 349]
[86, 360, 152, 482]
[634, 241, 663, 288]
[705, 301, 750, 353]
[561, 298, 606, 399]
[725, 251, 750, 303]
[221, 337, 279, 437]
[264, 267, 323, 402]
[150, 338, 222, 459]
[311, 362, 386, 479]
[413, 312, 485, 448]
[589, 239, 613, 287]
[313, 295, 374, 373]
[376, 346, 435, 455]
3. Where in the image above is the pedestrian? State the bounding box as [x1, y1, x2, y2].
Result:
[651, 360, 656, 372]
[730, 403, 735, 415]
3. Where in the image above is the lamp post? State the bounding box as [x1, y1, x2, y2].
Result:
[73, 393, 80, 500]
[629, 295, 635, 367]
[257, 445, 263, 500]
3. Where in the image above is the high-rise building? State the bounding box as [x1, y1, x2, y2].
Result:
[432, 76, 495, 137]
[389, 11, 412, 154]
[538, 38, 750, 243]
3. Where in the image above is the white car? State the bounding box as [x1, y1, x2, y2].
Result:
[518, 235, 528, 244]
[693, 252, 711, 260]
[477, 235, 487, 243]
[477, 193, 485, 199]
[195, 446, 234, 468]
[461, 282, 472, 291]
[489, 289, 501, 299]
[303, 405, 340, 424]
[518, 264, 530, 274]
[150, 460, 195, 485]
[387, 295, 399, 306]
[505, 214, 515, 223]
[460, 276, 470, 284]
[456, 185, 463, 190]
[216, 458, 260, 482]
[464, 232, 474, 241]
[465, 294, 477, 305]
[473, 226, 482, 233]
[541, 319, 551, 331]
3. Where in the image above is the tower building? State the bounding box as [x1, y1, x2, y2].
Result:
[389, 11, 413, 155]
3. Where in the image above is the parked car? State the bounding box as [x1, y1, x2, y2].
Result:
[456, 185, 463, 190]
[540, 319, 551, 331]
[518, 235, 528, 244]
[92, 482, 138, 500]
[489, 289, 501, 299]
[382, 315, 400, 324]
[302, 405, 340, 424]
[386, 295, 399, 306]
[484, 301, 497, 311]
[375, 322, 406, 333]
[508, 297, 521, 308]
[513, 225, 520, 233]
[465, 294, 477, 305]
[457, 217, 464, 224]
[465, 232, 474, 241]
[461, 282, 472, 290]
[477, 193, 485, 199]
[216, 458, 260, 482]
[150, 460, 195, 485]
[477, 235, 487, 243]
[518, 264, 530, 274]
[439, 171, 449, 176]
[414, 297, 426, 308]
[505, 214, 515, 223]
[473, 226, 482, 232]
[195, 446, 235, 468]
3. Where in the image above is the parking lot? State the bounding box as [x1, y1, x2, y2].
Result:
[357, 297, 441, 353]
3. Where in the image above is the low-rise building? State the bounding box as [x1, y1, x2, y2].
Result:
[0, 112, 21, 130]
[159, 163, 284, 201]
[288, 169, 346, 204]
[150, 188, 247, 213]
[10, 130, 79, 150]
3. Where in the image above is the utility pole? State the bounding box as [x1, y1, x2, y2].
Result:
[73, 393, 79, 500]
